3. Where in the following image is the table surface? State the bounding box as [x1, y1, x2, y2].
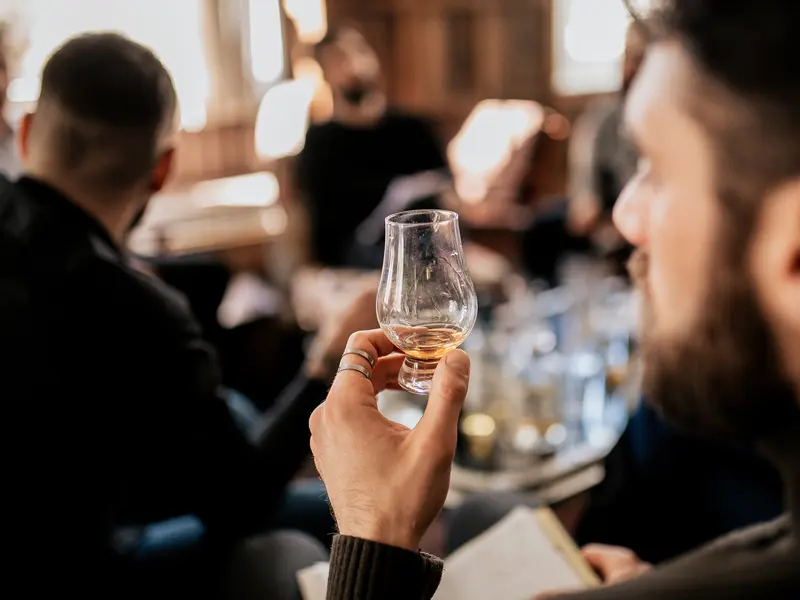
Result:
[378, 378, 634, 509]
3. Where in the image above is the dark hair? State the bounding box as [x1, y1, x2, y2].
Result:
[627, 0, 800, 224]
[35, 33, 177, 190]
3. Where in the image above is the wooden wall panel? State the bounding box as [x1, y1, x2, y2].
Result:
[320, 0, 600, 198]
[325, 0, 554, 126]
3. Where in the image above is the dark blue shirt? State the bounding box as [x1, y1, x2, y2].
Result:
[577, 401, 784, 563]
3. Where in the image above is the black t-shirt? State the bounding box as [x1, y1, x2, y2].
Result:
[296, 110, 448, 267]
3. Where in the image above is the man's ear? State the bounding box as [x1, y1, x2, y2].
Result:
[150, 147, 175, 192]
[749, 178, 800, 355]
[17, 112, 34, 159]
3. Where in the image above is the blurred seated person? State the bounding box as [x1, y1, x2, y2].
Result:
[296, 25, 451, 270]
[520, 21, 646, 283]
[566, 21, 646, 261]
[0, 33, 374, 598]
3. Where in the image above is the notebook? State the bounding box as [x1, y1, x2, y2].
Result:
[297, 506, 599, 600]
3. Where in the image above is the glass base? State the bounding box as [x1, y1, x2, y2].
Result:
[398, 357, 440, 395]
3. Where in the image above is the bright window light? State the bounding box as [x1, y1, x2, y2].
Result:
[552, 0, 653, 96]
[8, 0, 209, 131]
[283, 0, 327, 44]
[248, 0, 285, 85]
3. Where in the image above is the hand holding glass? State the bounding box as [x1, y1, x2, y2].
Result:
[377, 210, 477, 395]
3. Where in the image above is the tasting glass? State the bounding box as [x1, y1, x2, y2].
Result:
[377, 210, 478, 395]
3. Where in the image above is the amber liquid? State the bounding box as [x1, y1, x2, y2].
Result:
[384, 324, 467, 361]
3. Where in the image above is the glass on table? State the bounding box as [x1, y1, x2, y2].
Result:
[377, 210, 478, 395]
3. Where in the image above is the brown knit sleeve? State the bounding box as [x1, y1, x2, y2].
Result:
[327, 535, 443, 600]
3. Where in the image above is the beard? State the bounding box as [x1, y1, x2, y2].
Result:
[630, 237, 799, 441]
[340, 82, 371, 106]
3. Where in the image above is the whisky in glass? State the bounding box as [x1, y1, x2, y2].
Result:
[377, 210, 478, 395]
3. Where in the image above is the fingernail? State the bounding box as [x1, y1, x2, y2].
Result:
[445, 349, 471, 377]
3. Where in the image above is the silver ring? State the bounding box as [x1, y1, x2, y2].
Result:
[337, 363, 372, 381]
[342, 348, 376, 369]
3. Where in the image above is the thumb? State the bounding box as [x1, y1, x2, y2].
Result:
[415, 349, 470, 443]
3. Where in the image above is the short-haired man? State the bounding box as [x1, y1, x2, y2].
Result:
[0, 33, 373, 598]
[310, 1, 800, 598]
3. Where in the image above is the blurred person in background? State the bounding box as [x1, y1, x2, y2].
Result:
[295, 25, 451, 269]
[0, 22, 21, 178]
[566, 19, 645, 259]
[0, 32, 376, 599]
[521, 19, 647, 284]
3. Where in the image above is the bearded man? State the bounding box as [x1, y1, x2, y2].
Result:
[308, 1, 800, 598]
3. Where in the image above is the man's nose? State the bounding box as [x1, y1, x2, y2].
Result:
[613, 179, 648, 247]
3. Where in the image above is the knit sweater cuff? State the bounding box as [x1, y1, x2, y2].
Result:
[327, 535, 443, 600]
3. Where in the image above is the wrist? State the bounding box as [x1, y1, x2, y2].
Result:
[338, 520, 420, 553]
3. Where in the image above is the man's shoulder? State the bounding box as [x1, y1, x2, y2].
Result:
[95, 257, 198, 330]
[1, 198, 196, 343]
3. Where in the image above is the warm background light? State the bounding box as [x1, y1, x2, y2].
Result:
[7, 0, 209, 131]
[448, 100, 545, 204]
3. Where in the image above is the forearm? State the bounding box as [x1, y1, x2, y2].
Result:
[327, 536, 443, 600]
[187, 375, 326, 538]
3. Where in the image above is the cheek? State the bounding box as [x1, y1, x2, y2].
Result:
[648, 189, 714, 337]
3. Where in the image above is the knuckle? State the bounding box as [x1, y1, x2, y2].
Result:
[617, 548, 638, 562]
[443, 373, 469, 400]
[348, 330, 367, 347]
[309, 403, 325, 434]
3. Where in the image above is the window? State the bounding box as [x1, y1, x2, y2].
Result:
[247, 0, 285, 88]
[7, 0, 209, 130]
[551, 0, 653, 96]
[283, 0, 327, 44]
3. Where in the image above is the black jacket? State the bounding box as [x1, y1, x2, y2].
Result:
[0, 175, 327, 591]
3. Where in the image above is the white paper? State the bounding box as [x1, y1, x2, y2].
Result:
[434, 507, 586, 600]
[296, 561, 330, 600]
[296, 507, 587, 600]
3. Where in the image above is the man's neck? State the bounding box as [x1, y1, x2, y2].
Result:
[333, 91, 387, 127]
[25, 169, 141, 243]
